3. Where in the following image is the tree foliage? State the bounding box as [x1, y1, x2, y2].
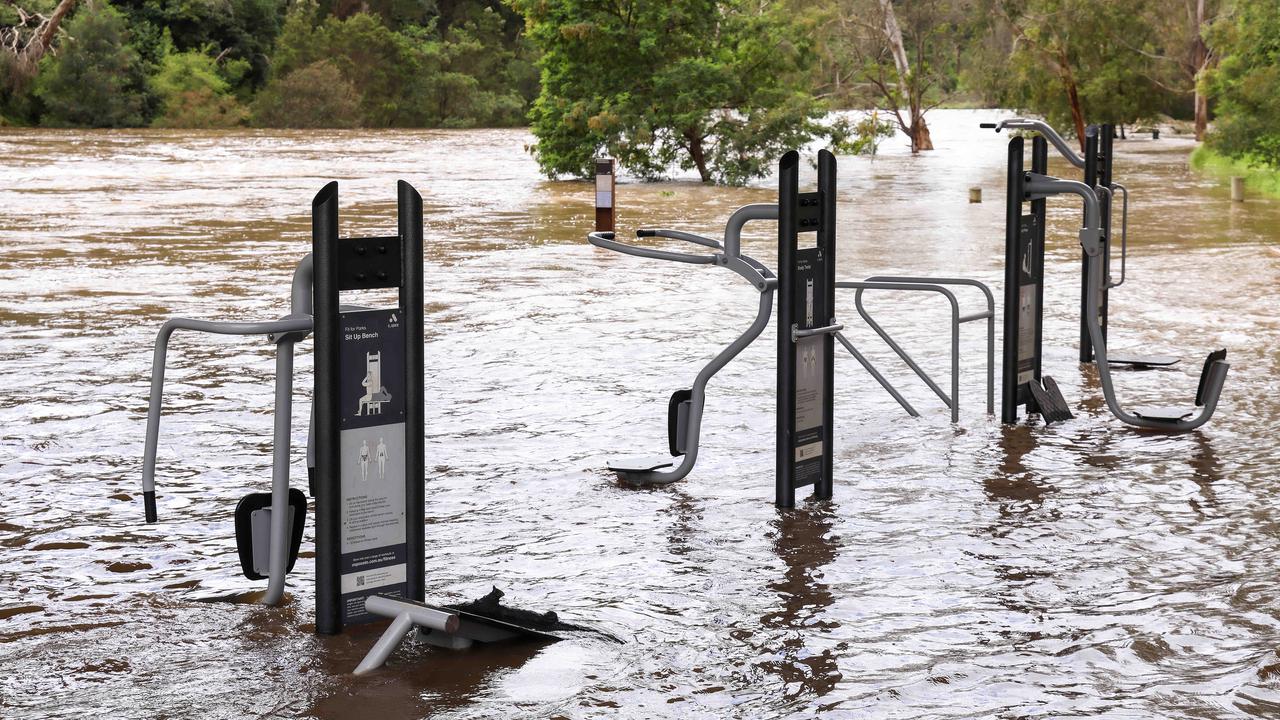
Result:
[1201, 0, 1280, 168]
[33, 0, 150, 127]
[2, 0, 536, 128]
[252, 59, 363, 128]
[966, 0, 1168, 148]
[815, 0, 967, 152]
[151, 33, 249, 127]
[515, 0, 837, 185]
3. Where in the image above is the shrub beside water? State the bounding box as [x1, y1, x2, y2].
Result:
[1189, 145, 1280, 199]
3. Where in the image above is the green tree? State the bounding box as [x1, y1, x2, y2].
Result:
[818, 0, 968, 153]
[1201, 0, 1280, 168]
[112, 0, 283, 92]
[151, 33, 249, 127]
[514, 0, 834, 185]
[252, 59, 362, 127]
[969, 0, 1169, 147]
[268, 3, 429, 126]
[33, 0, 150, 127]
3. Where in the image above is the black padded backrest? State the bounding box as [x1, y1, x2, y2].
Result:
[667, 389, 693, 456]
[1196, 349, 1228, 406]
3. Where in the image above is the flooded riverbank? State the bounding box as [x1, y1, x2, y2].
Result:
[2, 111, 1279, 718]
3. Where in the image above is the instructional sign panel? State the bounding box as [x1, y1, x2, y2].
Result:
[338, 308, 408, 624]
[791, 248, 826, 489]
[1017, 215, 1040, 386]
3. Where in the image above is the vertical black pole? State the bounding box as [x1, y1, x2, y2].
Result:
[815, 150, 836, 502]
[1000, 138, 1025, 424]
[776, 151, 799, 509]
[312, 181, 341, 636]
[1031, 136, 1048, 388]
[397, 180, 425, 604]
[1080, 126, 1099, 363]
[777, 149, 835, 508]
[1098, 124, 1114, 352]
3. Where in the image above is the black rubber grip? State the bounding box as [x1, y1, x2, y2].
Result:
[979, 123, 997, 129]
[636, 229, 656, 237]
[144, 490, 157, 523]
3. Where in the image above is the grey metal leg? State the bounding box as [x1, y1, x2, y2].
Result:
[354, 596, 461, 675]
[264, 339, 295, 605]
[354, 613, 415, 676]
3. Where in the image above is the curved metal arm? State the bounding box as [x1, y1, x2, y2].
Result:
[141, 316, 315, 517]
[615, 286, 776, 485]
[985, 118, 1085, 168]
[1024, 174, 1102, 253]
[637, 228, 723, 250]
[587, 231, 717, 265]
[723, 203, 779, 259]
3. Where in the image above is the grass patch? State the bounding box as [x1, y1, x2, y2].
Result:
[1189, 144, 1280, 198]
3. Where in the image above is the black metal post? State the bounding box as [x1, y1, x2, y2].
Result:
[776, 152, 797, 508]
[312, 181, 341, 635]
[397, 180, 425, 604]
[1001, 138, 1024, 424]
[777, 149, 836, 508]
[313, 180, 425, 635]
[1031, 136, 1048, 389]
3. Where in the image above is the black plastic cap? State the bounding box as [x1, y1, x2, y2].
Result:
[979, 123, 997, 129]
[636, 229, 656, 237]
[144, 490, 157, 523]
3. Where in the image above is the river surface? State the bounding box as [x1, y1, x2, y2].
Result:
[1, 110, 1279, 719]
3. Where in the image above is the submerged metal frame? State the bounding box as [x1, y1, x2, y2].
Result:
[834, 277, 995, 422]
[141, 256, 315, 605]
[587, 203, 779, 486]
[1024, 172, 1229, 431]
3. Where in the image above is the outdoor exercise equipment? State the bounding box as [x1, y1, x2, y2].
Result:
[988, 126, 1229, 430]
[141, 180, 595, 673]
[589, 151, 994, 507]
[984, 118, 1181, 370]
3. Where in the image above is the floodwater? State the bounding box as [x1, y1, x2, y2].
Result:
[1, 110, 1279, 719]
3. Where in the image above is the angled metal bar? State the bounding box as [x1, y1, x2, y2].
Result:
[833, 331, 919, 417]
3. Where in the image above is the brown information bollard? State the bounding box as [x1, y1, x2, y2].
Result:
[1231, 176, 1245, 203]
[595, 158, 615, 231]
[969, 186, 982, 203]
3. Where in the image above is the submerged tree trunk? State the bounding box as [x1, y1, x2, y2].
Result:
[912, 121, 933, 152]
[1194, 91, 1208, 140]
[1191, 0, 1210, 141]
[686, 130, 710, 183]
[1058, 49, 1087, 151]
[878, 0, 932, 153]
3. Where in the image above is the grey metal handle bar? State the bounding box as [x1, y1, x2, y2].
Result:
[983, 118, 1085, 168]
[1109, 183, 1129, 288]
[588, 231, 717, 265]
[637, 228, 723, 250]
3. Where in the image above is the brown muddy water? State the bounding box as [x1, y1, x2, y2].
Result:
[1, 110, 1279, 719]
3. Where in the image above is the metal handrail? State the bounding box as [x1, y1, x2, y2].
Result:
[835, 276, 995, 422]
[1108, 183, 1129, 288]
